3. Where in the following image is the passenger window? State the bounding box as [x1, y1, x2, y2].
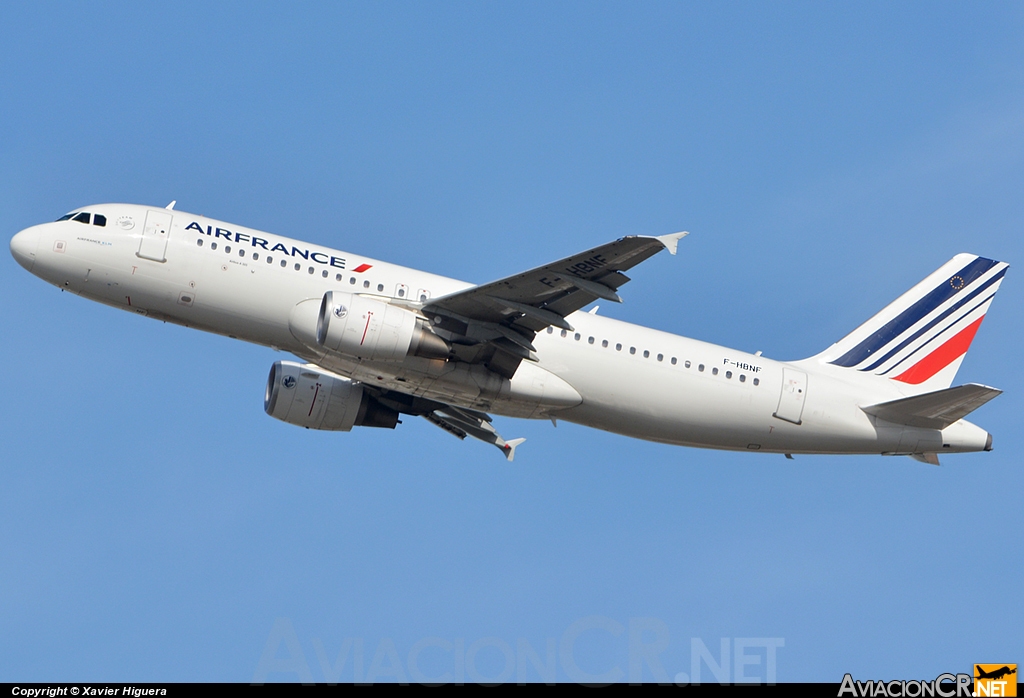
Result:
[239, 249, 245, 257]
[280, 260, 286, 267]
[671, 357, 677, 365]
[377, 283, 384, 292]
[197, 239, 203, 247]
[211, 242, 218, 250]
[322, 270, 328, 278]
[629, 347, 636, 355]
[561, 330, 568, 338]
[698, 364, 704, 372]
[712, 367, 719, 375]
[93, 214, 107, 227]
[336, 274, 343, 281]
[398, 287, 405, 297]
[294, 263, 301, 271]
[657, 354, 663, 362]
[616, 343, 622, 351]
[602, 340, 608, 348]
[363, 280, 370, 288]
[643, 350, 650, 358]
[685, 360, 691, 368]
[753, 378, 760, 386]
[726, 371, 732, 379]
[739, 374, 746, 383]
[267, 256, 273, 264]
[73, 212, 90, 224]
[588, 337, 594, 344]
[225, 246, 232, 253]
[308, 267, 314, 274]
[547, 327, 554, 334]
[252, 253, 259, 261]
[350, 277, 356, 284]
[574, 333, 581, 341]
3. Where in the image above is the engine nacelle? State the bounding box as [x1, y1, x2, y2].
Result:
[316, 291, 450, 362]
[264, 361, 399, 430]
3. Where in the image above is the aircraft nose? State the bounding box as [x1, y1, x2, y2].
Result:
[10, 226, 41, 272]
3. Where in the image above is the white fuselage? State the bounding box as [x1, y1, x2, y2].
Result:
[10, 203, 992, 456]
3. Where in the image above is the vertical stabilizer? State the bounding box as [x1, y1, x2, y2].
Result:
[813, 254, 1008, 394]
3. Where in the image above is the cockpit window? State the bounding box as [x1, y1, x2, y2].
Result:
[58, 211, 108, 226]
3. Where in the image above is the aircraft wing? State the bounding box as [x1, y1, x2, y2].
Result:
[422, 406, 526, 461]
[362, 386, 525, 460]
[425, 232, 688, 330]
[419, 231, 687, 377]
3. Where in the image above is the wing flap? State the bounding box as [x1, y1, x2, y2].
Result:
[487, 297, 575, 331]
[863, 383, 1002, 429]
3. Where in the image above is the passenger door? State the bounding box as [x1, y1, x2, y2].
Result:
[138, 210, 172, 262]
[773, 368, 808, 425]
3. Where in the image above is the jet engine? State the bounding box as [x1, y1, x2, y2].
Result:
[264, 361, 399, 430]
[315, 291, 450, 362]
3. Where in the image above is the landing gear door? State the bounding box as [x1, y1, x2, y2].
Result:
[138, 210, 172, 262]
[773, 368, 807, 425]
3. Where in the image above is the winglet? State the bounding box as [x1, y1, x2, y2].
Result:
[501, 438, 526, 462]
[655, 231, 689, 255]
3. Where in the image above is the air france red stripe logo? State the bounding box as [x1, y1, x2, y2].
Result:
[892, 316, 985, 384]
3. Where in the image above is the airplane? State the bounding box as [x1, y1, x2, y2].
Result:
[9, 202, 1008, 463]
[975, 666, 1016, 681]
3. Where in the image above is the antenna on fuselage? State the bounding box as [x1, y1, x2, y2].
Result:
[165, 200, 176, 210]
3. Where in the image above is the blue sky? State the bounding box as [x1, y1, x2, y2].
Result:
[1, 1, 1021, 683]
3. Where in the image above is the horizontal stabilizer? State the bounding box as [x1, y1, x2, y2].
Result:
[863, 383, 1002, 429]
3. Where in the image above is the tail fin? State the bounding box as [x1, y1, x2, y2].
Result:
[814, 254, 1008, 394]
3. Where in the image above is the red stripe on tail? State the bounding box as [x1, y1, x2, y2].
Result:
[892, 316, 985, 385]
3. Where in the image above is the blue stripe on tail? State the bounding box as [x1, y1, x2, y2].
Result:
[859, 269, 1005, 372]
[877, 291, 996, 376]
[829, 257, 998, 368]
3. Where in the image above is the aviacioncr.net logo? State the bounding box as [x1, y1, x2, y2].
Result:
[838, 673, 973, 697]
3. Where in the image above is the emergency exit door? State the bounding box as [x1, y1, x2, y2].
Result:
[773, 368, 808, 425]
[138, 210, 173, 262]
